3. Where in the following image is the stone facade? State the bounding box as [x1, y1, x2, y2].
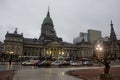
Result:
[0, 41, 3, 52]
[76, 40, 93, 59]
[4, 29, 23, 55]
[2, 10, 94, 60]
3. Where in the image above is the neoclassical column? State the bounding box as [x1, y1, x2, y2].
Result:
[26, 48, 29, 56]
[30, 47, 33, 56]
[33, 48, 36, 56]
[43, 47, 46, 56]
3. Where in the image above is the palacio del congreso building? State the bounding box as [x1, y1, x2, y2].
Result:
[3, 10, 93, 60]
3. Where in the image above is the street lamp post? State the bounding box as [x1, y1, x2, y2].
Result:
[96, 44, 103, 61]
[8, 51, 13, 70]
[19, 55, 22, 64]
[9, 51, 13, 65]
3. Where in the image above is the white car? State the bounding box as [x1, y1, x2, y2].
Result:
[70, 61, 82, 66]
[22, 60, 39, 66]
[51, 61, 63, 66]
[83, 61, 93, 66]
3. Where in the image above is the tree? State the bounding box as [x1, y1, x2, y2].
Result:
[94, 48, 117, 80]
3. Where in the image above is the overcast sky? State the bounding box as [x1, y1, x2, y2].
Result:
[0, 0, 120, 43]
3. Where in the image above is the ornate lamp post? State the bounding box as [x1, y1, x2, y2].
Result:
[58, 51, 61, 61]
[96, 44, 103, 60]
[9, 51, 13, 65]
[8, 51, 14, 70]
[18, 55, 22, 64]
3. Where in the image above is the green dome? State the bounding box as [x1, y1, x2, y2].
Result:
[43, 17, 53, 25]
[42, 10, 53, 25]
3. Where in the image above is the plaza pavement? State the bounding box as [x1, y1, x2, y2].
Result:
[0, 64, 120, 80]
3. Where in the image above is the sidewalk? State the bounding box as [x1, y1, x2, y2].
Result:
[0, 70, 15, 80]
[66, 67, 120, 80]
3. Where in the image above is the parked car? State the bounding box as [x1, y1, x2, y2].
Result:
[70, 61, 82, 66]
[51, 61, 63, 66]
[22, 60, 39, 66]
[34, 60, 41, 66]
[37, 60, 51, 67]
[59, 61, 70, 67]
[83, 61, 93, 66]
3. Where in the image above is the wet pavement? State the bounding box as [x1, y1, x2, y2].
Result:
[0, 62, 83, 80]
[13, 68, 83, 80]
[0, 62, 22, 71]
[12, 65, 120, 80]
[0, 62, 120, 80]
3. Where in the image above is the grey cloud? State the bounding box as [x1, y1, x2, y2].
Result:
[0, 0, 120, 43]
